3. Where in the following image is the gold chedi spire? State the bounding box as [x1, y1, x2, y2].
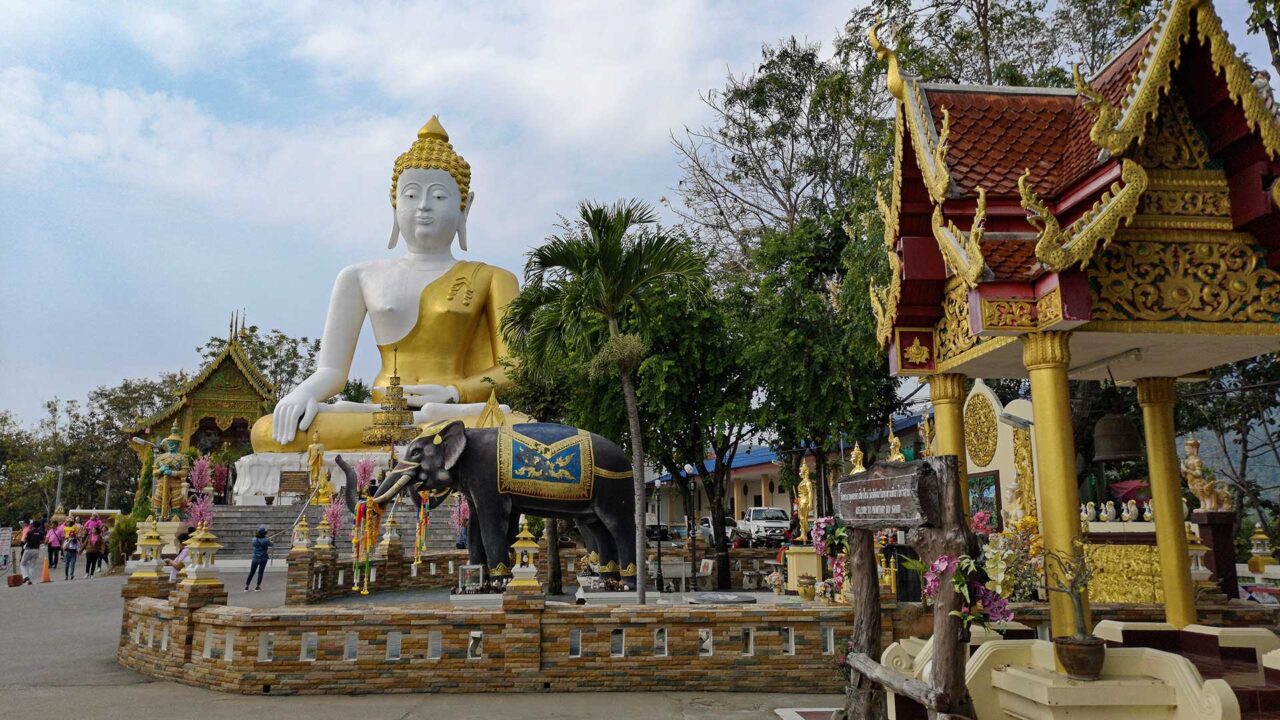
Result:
[361, 347, 419, 448]
[391, 115, 472, 209]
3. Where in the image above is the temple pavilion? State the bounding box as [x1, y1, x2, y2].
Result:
[870, 0, 1280, 638]
[125, 316, 274, 461]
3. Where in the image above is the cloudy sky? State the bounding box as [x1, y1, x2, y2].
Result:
[0, 2, 1270, 425]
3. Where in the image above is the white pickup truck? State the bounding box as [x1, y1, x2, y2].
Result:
[738, 507, 791, 543]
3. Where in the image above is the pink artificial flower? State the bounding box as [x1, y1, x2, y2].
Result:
[356, 459, 375, 491]
[970, 510, 994, 536]
[190, 457, 212, 492]
[923, 554, 958, 598]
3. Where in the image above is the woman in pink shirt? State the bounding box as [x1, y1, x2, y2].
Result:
[45, 523, 62, 569]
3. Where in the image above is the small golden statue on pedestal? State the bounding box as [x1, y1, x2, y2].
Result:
[887, 423, 906, 462]
[795, 465, 814, 543]
[307, 431, 331, 505]
[919, 415, 934, 457]
[849, 443, 865, 474]
[1182, 436, 1233, 511]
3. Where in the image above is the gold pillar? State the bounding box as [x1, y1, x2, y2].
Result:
[928, 373, 969, 516]
[1136, 377, 1196, 628]
[1022, 332, 1089, 638]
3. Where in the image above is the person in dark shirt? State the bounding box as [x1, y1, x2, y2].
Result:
[20, 521, 43, 584]
[245, 526, 272, 592]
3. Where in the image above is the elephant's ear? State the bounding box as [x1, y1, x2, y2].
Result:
[439, 420, 467, 470]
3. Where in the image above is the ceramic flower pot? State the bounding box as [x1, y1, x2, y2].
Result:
[1053, 636, 1105, 680]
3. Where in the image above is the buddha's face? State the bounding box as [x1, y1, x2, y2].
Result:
[395, 168, 469, 253]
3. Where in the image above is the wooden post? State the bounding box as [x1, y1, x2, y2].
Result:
[843, 527, 887, 720]
[906, 456, 976, 720]
[833, 456, 976, 720]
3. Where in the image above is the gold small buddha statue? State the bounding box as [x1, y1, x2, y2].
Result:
[250, 117, 522, 453]
[796, 465, 814, 542]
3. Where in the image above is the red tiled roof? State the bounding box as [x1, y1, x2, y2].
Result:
[920, 28, 1155, 200]
[925, 89, 1079, 197]
[980, 237, 1042, 281]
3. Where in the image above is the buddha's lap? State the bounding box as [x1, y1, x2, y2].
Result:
[250, 405, 525, 453]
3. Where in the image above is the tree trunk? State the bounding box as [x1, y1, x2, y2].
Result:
[709, 479, 732, 590]
[843, 527, 888, 720]
[546, 517, 562, 595]
[618, 369, 648, 604]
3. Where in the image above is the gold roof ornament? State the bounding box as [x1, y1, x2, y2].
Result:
[868, 19, 904, 102]
[391, 115, 472, 210]
[475, 389, 507, 429]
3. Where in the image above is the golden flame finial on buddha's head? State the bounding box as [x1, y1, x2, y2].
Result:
[391, 115, 471, 210]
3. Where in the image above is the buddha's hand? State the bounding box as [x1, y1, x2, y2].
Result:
[377, 384, 459, 406]
[272, 391, 320, 444]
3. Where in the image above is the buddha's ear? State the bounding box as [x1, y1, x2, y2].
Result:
[457, 191, 475, 251]
[387, 210, 400, 250]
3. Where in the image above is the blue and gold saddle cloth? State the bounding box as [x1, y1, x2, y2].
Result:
[498, 423, 595, 500]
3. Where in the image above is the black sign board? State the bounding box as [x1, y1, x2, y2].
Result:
[835, 461, 942, 530]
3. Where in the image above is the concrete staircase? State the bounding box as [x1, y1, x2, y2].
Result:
[211, 497, 459, 559]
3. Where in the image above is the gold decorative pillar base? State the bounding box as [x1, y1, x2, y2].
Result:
[928, 373, 969, 516]
[1022, 332, 1089, 639]
[785, 545, 822, 593]
[1136, 377, 1196, 628]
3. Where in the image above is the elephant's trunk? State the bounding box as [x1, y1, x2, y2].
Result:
[334, 455, 358, 514]
[371, 464, 416, 504]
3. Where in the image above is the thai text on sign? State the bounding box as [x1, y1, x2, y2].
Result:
[835, 462, 942, 530]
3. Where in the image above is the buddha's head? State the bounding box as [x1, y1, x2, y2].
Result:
[389, 116, 475, 253]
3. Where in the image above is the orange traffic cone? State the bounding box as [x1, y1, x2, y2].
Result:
[40, 556, 51, 583]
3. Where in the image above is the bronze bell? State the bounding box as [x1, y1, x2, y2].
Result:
[1092, 412, 1143, 462]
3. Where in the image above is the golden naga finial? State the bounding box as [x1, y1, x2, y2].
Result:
[391, 114, 471, 209]
[1073, 63, 1125, 154]
[868, 19, 905, 102]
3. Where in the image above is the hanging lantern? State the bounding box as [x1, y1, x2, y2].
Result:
[1092, 412, 1143, 462]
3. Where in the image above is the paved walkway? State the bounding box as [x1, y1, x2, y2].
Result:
[0, 569, 841, 718]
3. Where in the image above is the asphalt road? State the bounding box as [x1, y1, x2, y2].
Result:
[0, 569, 841, 719]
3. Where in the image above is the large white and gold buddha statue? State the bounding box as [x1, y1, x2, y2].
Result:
[250, 117, 518, 453]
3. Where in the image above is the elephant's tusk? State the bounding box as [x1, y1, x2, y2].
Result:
[372, 471, 414, 504]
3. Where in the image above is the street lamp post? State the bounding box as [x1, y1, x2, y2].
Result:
[96, 478, 112, 509]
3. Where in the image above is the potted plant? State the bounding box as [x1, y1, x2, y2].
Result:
[1045, 541, 1103, 680]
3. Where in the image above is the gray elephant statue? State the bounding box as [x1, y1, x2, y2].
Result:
[369, 420, 638, 587]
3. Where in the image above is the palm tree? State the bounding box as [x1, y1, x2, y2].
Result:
[502, 199, 704, 603]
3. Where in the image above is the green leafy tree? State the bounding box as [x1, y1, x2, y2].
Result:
[1053, 0, 1161, 75]
[334, 378, 372, 404]
[502, 200, 705, 603]
[1248, 0, 1280, 79]
[197, 325, 319, 401]
[672, 36, 890, 265]
[635, 276, 755, 589]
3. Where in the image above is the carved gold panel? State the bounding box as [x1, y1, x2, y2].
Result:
[1091, 238, 1280, 322]
[1084, 543, 1163, 604]
[964, 393, 998, 468]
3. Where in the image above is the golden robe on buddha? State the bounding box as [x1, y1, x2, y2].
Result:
[250, 259, 518, 453]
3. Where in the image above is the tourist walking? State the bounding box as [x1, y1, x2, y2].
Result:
[45, 522, 61, 569]
[19, 520, 42, 584]
[62, 518, 82, 580]
[245, 526, 272, 592]
[84, 530, 105, 578]
[165, 532, 190, 583]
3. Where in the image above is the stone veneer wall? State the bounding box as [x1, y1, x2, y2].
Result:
[120, 587, 857, 695]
